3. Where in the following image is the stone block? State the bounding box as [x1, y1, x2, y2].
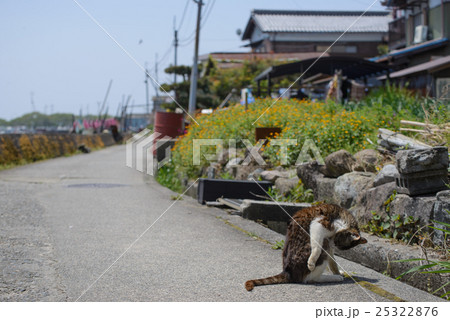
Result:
[333, 172, 375, 209]
[314, 176, 337, 202]
[351, 182, 397, 223]
[433, 190, 450, 246]
[373, 164, 398, 187]
[395, 169, 449, 196]
[396, 146, 448, 174]
[390, 194, 436, 224]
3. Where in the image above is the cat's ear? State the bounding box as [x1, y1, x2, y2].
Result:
[358, 237, 367, 244]
[351, 233, 367, 244]
[351, 233, 360, 241]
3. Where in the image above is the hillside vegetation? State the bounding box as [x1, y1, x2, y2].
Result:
[0, 112, 108, 128]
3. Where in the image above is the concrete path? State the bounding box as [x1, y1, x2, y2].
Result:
[0, 145, 442, 301]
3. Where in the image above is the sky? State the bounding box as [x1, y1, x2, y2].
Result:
[0, 0, 387, 120]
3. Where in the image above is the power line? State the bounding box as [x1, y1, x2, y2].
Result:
[178, 0, 210, 42]
[178, 0, 215, 47]
[178, 0, 190, 31]
[201, 0, 215, 28]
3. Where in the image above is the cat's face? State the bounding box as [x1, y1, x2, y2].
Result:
[333, 229, 367, 250]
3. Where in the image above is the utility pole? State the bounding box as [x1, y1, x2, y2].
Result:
[188, 0, 203, 117]
[173, 16, 178, 85]
[174, 34, 178, 84]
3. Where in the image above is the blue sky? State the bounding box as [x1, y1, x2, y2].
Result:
[0, 0, 386, 120]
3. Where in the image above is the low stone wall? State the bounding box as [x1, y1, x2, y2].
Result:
[0, 133, 116, 165]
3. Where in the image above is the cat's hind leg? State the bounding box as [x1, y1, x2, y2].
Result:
[327, 250, 343, 275]
[304, 262, 344, 283]
[304, 261, 328, 283]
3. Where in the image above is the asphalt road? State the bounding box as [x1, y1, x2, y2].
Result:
[0, 145, 443, 302]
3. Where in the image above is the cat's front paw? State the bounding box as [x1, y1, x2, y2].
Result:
[307, 259, 316, 271]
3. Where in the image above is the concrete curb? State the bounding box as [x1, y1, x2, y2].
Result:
[182, 184, 447, 300]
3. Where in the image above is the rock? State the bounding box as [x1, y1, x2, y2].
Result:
[395, 147, 449, 196]
[373, 164, 398, 187]
[396, 146, 448, 174]
[235, 165, 260, 181]
[217, 148, 230, 165]
[296, 160, 325, 190]
[324, 150, 357, 178]
[275, 177, 300, 195]
[351, 182, 397, 223]
[206, 166, 216, 179]
[353, 149, 378, 173]
[333, 172, 375, 209]
[378, 128, 431, 151]
[390, 194, 436, 224]
[433, 190, 450, 246]
[314, 177, 337, 202]
[225, 157, 243, 168]
[247, 168, 264, 180]
[260, 170, 290, 182]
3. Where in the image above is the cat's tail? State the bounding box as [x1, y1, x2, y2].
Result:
[245, 272, 289, 291]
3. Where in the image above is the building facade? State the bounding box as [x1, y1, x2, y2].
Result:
[241, 10, 392, 58]
[377, 0, 450, 97]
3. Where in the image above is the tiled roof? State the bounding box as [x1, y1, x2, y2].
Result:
[199, 52, 328, 62]
[243, 10, 391, 39]
[388, 55, 450, 78]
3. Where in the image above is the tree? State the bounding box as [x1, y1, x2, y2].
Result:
[159, 57, 291, 111]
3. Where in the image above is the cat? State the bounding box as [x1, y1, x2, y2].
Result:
[245, 203, 367, 291]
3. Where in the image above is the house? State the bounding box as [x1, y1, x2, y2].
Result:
[241, 10, 392, 58]
[376, 0, 450, 97]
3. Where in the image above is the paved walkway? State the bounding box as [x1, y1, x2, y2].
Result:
[0, 145, 442, 301]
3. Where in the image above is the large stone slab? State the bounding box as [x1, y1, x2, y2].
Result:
[351, 182, 397, 223]
[390, 194, 436, 224]
[396, 146, 448, 174]
[395, 169, 449, 196]
[240, 200, 311, 222]
[395, 147, 449, 196]
[333, 172, 375, 209]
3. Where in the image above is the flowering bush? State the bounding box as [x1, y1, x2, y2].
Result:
[171, 98, 394, 177]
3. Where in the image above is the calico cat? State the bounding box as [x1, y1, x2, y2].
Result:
[245, 204, 367, 291]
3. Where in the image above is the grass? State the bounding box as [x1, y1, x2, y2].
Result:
[395, 210, 450, 300]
